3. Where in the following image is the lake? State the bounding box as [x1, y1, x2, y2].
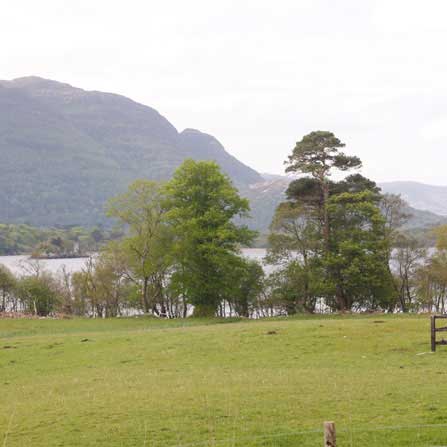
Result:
[0, 249, 270, 276]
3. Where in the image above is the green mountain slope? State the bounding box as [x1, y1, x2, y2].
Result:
[0, 77, 262, 227]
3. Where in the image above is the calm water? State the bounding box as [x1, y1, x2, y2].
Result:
[0, 249, 269, 276]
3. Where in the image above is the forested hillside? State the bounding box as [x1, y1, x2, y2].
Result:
[0, 77, 263, 227]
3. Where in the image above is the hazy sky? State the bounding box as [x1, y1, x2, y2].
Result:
[2, 0, 447, 184]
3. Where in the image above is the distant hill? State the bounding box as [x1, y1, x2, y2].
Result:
[402, 206, 447, 230]
[246, 177, 447, 233]
[246, 176, 447, 234]
[0, 77, 262, 227]
[380, 181, 447, 217]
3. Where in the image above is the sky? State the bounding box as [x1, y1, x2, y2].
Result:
[2, 0, 447, 184]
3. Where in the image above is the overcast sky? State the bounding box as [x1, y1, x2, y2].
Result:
[2, 0, 447, 184]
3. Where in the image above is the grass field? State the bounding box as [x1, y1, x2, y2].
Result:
[1, 315, 447, 446]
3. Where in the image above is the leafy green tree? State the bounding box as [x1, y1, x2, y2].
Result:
[72, 251, 133, 318]
[266, 202, 323, 313]
[413, 225, 447, 313]
[165, 159, 257, 317]
[267, 261, 324, 314]
[225, 258, 265, 317]
[415, 252, 447, 313]
[433, 225, 447, 251]
[325, 191, 395, 311]
[16, 274, 60, 316]
[267, 202, 321, 263]
[0, 264, 16, 312]
[106, 180, 173, 314]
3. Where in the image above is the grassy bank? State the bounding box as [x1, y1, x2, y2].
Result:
[1, 315, 447, 446]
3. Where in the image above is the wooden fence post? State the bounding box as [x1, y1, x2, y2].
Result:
[324, 421, 336, 447]
[431, 315, 436, 352]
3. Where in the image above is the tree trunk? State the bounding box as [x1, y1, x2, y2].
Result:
[182, 294, 187, 318]
[142, 277, 150, 313]
[335, 285, 346, 312]
[322, 180, 330, 251]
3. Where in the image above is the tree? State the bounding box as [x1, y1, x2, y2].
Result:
[16, 273, 60, 316]
[268, 260, 324, 314]
[415, 253, 447, 313]
[266, 202, 323, 313]
[0, 264, 16, 312]
[433, 225, 447, 251]
[165, 159, 257, 317]
[285, 131, 361, 247]
[272, 132, 393, 313]
[414, 225, 447, 313]
[325, 191, 395, 311]
[224, 258, 265, 317]
[381, 194, 411, 238]
[392, 234, 426, 312]
[333, 174, 381, 196]
[72, 251, 133, 317]
[106, 180, 173, 314]
[273, 132, 395, 313]
[90, 227, 105, 250]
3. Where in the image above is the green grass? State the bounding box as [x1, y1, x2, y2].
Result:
[1, 315, 447, 446]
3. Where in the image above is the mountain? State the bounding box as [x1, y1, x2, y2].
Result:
[242, 176, 290, 231]
[245, 177, 447, 233]
[3, 76, 447, 235]
[380, 181, 447, 217]
[0, 76, 263, 227]
[402, 206, 447, 230]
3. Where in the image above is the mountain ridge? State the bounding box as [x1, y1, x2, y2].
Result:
[0, 76, 263, 227]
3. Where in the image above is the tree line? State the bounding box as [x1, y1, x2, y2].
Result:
[1, 132, 447, 318]
[0, 224, 121, 257]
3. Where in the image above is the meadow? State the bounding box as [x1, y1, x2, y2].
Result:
[1, 315, 447, 446]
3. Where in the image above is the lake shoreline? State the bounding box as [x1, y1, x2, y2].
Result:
[0, 249, 270, 276]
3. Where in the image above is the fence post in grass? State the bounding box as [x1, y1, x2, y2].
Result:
[431, 315, 436, 352]
[324, 421, 336, 447]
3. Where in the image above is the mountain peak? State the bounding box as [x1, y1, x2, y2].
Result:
[181, 128, 202, 134]
[3, 76, 72, 89]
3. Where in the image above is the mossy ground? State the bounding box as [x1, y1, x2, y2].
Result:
[1, 315, 447, 446]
